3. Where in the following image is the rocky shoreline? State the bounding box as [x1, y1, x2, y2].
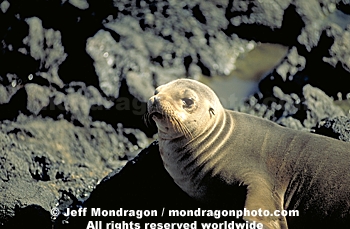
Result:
[1, 0, 350, 228]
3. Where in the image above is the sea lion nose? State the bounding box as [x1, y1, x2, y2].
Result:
[148, 95, 161, 112]
[150, 95, 164, 105]
[154, 95, 160, 102]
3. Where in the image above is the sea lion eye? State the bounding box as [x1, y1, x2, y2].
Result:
[182, 98, 194, 107]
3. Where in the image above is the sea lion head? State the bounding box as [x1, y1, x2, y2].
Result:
[147, 79, 223, 140]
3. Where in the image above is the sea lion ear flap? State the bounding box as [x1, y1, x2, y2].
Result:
[209, 107, 215, 117]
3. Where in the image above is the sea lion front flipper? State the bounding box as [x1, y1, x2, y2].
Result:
[242, 178, 288, 229]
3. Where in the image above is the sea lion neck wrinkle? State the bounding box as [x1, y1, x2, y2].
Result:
[158, 104, 234, 198]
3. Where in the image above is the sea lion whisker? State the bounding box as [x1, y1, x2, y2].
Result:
[145, 112, 156, 128]
[181, 122, 192, 139]
[173, 118, 184, 136]
[143, 112, 151, 127]
[172, 116, 192, 139]
[168, 115, 180, 133]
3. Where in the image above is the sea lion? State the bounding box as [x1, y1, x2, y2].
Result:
[147, 78, 350, 229]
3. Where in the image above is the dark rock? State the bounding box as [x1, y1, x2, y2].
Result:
[271, 24, 350, 98]
[0, 1, 10, 13]
[274, 47, 306, 82]
[62, 83, 111, 126]
[1, 0, 350, 227]
[238, 84, 345, 131]
[0, 84, 16, 104]
[299, 84, 345, 129]
[85, 141, 194, 208]
[0, 15, 66, 89]
[276, 116, 306, 131]
[25, 84, 51, 115]
[56, 141, 198, 228]
[2, 0, 349, 121]
[247, 1, 350, 99]
[323, 25, 350, 73]
[0, 115, 142, 226]
[2, 205, 52, 229]
[0, 87, 30, 121]
[86, 30, 122, 98]
[97, 0, 250, 83]
[125, 71, 154, 103]
[298, 23, 350, 98]
[22, 81, 113, 126]
[23, 16, 67, 87]
[314, 116, 350, 141]
[282, 84, 345, 131]
[68, 0, 89, 10]
[122, 127, 150, 159]
[228, 0, 288, 29]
